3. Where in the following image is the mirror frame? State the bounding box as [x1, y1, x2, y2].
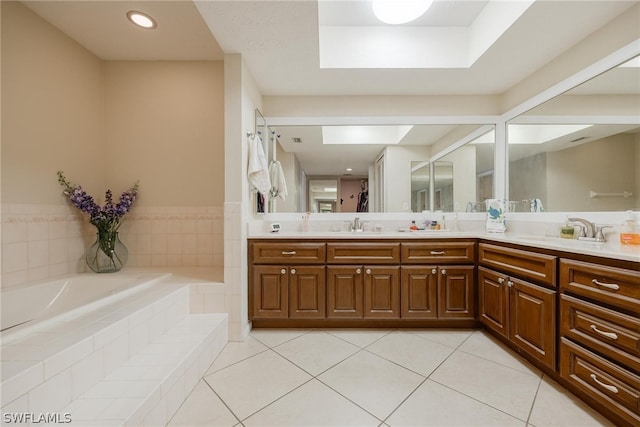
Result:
[262, 39, 639, 214]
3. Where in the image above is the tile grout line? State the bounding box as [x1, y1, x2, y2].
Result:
[525, 372, 545, 426]
[201, 376, 245, 426]
[378, 330, 472, 426]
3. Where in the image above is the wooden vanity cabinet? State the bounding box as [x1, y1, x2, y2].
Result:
[250, 241, 327, 320]
[327, 265, 401, 319]
[326, 242, 401, 319]
[559, 258, 640, 427]
[478, 244, 557, 370]
[401, 240, 476, 320]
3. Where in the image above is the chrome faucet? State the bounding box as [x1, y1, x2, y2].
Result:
[568, 217, 611, 242]
[568, 217, 596, 238]
[352, 217, 364, 232]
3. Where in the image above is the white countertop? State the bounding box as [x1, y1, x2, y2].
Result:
[248, 230, 640, 263]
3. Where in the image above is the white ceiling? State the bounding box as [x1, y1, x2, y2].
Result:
[23, 0, 636, 96]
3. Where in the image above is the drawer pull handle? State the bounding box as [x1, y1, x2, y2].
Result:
[590, 325, 618, 340]
[590, 374, 619, 394]
[430, 251, 445, 255]
[282, 251, 297, 255]
[591, 279, 619, 291]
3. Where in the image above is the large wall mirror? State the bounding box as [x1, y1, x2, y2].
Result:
[264, 124, 495, 213]
[508, 55, 640, 212]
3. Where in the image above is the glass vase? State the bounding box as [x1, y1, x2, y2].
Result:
[86, 231, 128, 273]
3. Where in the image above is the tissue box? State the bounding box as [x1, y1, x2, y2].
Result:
[486, 199, 507, 233]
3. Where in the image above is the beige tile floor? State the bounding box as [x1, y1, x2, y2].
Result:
[167, 329, 615, 427]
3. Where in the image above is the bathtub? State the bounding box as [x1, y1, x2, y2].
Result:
[1, 272, 170, 332]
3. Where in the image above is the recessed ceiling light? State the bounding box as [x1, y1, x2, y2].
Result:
[127, 11, 157, 29]
[372, 0, 433, 25]
[346, 168, 353, 172]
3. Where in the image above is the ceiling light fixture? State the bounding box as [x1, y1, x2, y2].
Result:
[372, 0, 434, 25]
[127, 11, 157, 29]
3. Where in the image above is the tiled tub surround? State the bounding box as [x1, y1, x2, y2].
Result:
[1, 204, 224, 288]
[0, 271, 228, 426]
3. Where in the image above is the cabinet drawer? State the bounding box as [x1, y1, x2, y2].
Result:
[252, 242, 326, 264]
[327, 242, 400, 264]
[401, 241, 475, 264]
[479, 243, 557, 287]
[561, 294, 640, 373]
[560, 259, 640, 313]
[560, 338, 640, 426]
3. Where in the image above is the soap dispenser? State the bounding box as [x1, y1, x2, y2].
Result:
[620, 210, 640, 245]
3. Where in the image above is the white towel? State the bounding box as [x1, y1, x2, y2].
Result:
[247, 134, 271, 195]
[269, 160, 288, 201]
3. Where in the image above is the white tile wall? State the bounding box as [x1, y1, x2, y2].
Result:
[1, 204, 224, 288]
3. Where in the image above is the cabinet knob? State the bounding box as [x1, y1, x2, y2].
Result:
[356, 268, 361, 274]
[366, 268, 372, 274]
[507, 280, 514, 287]
[290, 268, 296, 275]
[431, 268, 437, 274]
[280, 269, 286, 274]
[498, 277, 505, 284]
[441, 269, 447, 275]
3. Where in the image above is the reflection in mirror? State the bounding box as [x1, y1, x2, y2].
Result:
[411, 162, 429, 212]
[508, 123, 639, 212]
[433, 161, 453, 211]
[433, 128, 495, 212]
[308, 179, 337, 213]
[510, 55, 640, 212]
[254, 108, 268, 213]
[268, 124, 494, 213]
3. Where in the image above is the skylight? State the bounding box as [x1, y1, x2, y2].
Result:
[322, 125, 413, 145]
[372, 0, 434, 25]
[318, 0, 535, 69]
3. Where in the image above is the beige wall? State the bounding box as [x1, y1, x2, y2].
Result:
[264, 95, 501, 117]
[104, 61, 224, 206]
[546, 133, 638, 211]
[501, 3, 640, 113]
[1, 1, 106, 203]
[1, 3, 226, 287]
[1, 2, 225, 207]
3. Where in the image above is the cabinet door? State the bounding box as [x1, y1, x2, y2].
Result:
[327, 266, 363, 318]
[364, 266, 400, 318]
[438, 266, 475, 319]
[401, 266, 438, 319]
[252, 265, 288, 319]
[509, 277, 556, 369]
[478, 267, 509, 337]
[289, 266, 326, 319]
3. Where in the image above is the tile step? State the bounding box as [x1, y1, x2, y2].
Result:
[61, 313, 228, 427]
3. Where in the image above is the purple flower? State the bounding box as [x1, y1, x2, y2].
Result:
[57, 171, 139, 233]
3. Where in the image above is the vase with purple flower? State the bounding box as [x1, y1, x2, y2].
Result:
[57, 171, 139, 273]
